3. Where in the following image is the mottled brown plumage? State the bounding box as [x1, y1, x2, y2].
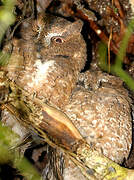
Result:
[7, 16, 86, 109]
[2, 14, 133, 179]
[64, 72, 132, 163]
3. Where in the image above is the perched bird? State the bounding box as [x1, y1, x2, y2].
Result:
[1, 14, 132, 179]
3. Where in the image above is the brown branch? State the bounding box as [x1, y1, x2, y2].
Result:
[113, 0, 125, 19]
[107, 6, 125, 44]
[74, 8, 119, 54]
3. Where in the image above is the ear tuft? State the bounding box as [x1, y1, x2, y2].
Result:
[64, 20, 83, 35]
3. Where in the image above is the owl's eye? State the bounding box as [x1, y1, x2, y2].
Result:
[51, 36, 65, 44]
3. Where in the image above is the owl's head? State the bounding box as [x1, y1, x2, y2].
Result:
[38, 15, 87, 72]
